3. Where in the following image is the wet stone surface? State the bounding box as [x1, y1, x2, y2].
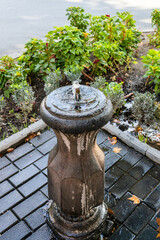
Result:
[0, 129, 159, 239]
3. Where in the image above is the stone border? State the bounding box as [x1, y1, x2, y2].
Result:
[0, 119, 159, 164]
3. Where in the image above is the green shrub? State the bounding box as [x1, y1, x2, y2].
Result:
[141, 49, 160, 95]
[103, 82, 125, 113]
[90, 76, 106, 89]
[148, 9, 160, 46]
[132, 92, 158, 124]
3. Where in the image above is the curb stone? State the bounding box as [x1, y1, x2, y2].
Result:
[0, 120, 159, 164]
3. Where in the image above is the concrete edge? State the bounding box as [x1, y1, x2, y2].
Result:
[0, 119, 47, 154]
[0, 120, 159, 165]
[102, 123, 160, 164]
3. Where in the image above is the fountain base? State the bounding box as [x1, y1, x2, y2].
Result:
[46, 202, 108, 240]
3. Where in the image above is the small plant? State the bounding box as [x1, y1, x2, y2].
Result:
[103, 82, 125, 113]
[0, 95, 6, 112]
[132, 92, 158, 125]
[66, 7, 91, 32]
[44, 69, 62, 95]
[12, 82, 36, 123]
[141, 49, 160, 95]
[148, 9, 160, 46]
[138, 132, 148, 143]
[8, 122, 19, 134]
[90, 76, 106, 89]
[64, 65, 82, 83]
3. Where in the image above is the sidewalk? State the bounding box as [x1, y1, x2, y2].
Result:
[0, 128, 159, 239]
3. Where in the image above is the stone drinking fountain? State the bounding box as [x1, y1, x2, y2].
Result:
[40, 81, 113, 239]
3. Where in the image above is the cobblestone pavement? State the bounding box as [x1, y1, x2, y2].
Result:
[0, 129, 159, 239]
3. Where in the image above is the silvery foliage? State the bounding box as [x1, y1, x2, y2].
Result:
[90, 76, 106, 89]
[12, 83, 35, 114]
[65, 66, 82, 83]
[132, 92, 157, 124]
[44, 69, 62, 95]
[0, 95, 6, 112]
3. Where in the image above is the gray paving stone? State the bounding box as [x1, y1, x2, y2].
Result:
[150, 209, 160, 230]
[145, 184, 160, 211]
[105, 151, 121, 171]
[34, 154, 49, 170]
[14, 149, 42, 169]
[0, 221, 31, 240]
[109, 174, 137, 199]
[124, 203, 155, 234]
[25, 207, 46, 230]
[135, 225, 157, 240]
[128, 156, 154, 180]
[13, 191, 48, 219]
[104, 192, 117, 209]
[9, 164, 39, 187]
[130, 174, 159, 199]
[0, 164, 18, 183]
[40, 184, 48, 198]
[30, 130, 55, 147]
[0, 190, 23, 214]
[43, 168, 48, 176]
[96, 130, 107, 145]
[105, 166, 124, 189]
[6, 142, 34, 161]
[26, 224, 53, 240]
[148, 164, 160, 181]
[116, 149, 142, 172]
[108, 225, 135, 240]
[112, 192, 137, 223]
[104, 138, 128, 156]
[0, 156, 10, 169]
[18, 173, 47, 197]
[99, 143, 110, 155]
[0, 211, 18, 234]
[0, 181, 13, 198]
[38, 137, 57, 155]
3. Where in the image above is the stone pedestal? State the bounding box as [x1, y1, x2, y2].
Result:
[40, 85, 112, 239]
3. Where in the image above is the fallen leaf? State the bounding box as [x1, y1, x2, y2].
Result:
[128, 195, 140, 204]
[156, 218, 160, 226]
[156, 233, 160, 238]
[108, 137, 117, 145]
[108, 208, 114, 216]
[7, 148, 14, 153]
[30, 117, 37, 123]
[36, 132, 41, 136]
[0, 153, 3, 158]
[113, 147, 122, 153]
[135, 126, 143, 132]
[112, 119, 120, 124]
[25, 133, 37, 142]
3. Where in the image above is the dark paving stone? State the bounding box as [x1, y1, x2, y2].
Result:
[43, 168, 47, 176]
[0, 156, 10, 169]
[104, 192, 117, 208]
[34, 154, 48, 170]
[0, 190, 23, 214]
[108, 225, 135, 240]
[38, 137, 57, 155]
[9, 164, 39, 187]
[30, 130, 55, 147]
[109, 174, 137, 199]
[105, 138, 129, 157]
[0, 210, 18, 234]
[26, 224, 53, 240]
[116, 149, 142, 172]
[13, 191, 48, 219]
[124, 203, 155, 235]
[40, 184, 48, 198]
[150, 209, 160, 230]
[0, 164, 18, 183]
[96, 130, 107, 145]
[112, 192, 137, 223]
[135, 225, 157, 240]
[99, 143, 110, 155]
[18, 173, 47, 197]
[128, 156, 154, 180]
[14, 149, 42, 169]
[105, 151, 121, 171]
[0, 181, 13, 198]
[105, 166, 124, 189]
[0, 221, 31, 240]
[148, 164, 160, 181]
[6, 142, 34, 161]
[145, 184, 160, 211]
[25, 207, 46, 230]
[130, 174, 159, 199]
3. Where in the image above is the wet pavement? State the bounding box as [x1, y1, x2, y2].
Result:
[0, 128, 159, 239]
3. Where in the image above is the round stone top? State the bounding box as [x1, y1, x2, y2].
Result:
[40, 85, 113, 134]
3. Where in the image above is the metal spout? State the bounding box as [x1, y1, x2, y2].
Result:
[72, 81, 81, 101]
